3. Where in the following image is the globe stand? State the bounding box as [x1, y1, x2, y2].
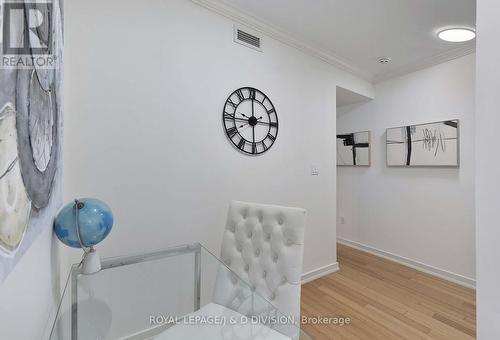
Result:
[75, 199, 102, 275]
[81, 247, 102, 274]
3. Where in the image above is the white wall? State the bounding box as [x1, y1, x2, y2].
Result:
[337, 54, 475, 286]
[476, 0, 500, 338]
[63, 0, 373, 279]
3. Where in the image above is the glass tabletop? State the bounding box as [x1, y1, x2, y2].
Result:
[47, 243, 312, 340]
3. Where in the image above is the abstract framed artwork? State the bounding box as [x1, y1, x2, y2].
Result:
[0, 0, 64, 282]
[386, 120, 459, 167]
[336, 131, 371, 166]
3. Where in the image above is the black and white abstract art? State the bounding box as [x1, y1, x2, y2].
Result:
[0, 0, 63, 282]
[386, 120, 459, 167]
[336, 131, 371, 166]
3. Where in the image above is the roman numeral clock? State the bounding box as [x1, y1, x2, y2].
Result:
[222, 87, 278, 155]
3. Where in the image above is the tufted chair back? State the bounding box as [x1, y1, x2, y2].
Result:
[213, 201, 306, 327]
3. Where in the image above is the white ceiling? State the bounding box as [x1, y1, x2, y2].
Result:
[199, 0, 476, 83]
[336, 86, 371, 108]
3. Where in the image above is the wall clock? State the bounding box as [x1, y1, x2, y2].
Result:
[222, 87, 278, 155]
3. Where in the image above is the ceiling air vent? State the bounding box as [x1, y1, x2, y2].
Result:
[234, 26, 262, 52]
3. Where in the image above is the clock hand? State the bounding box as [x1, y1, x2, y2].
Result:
[229, 116, 265, 128]
[237, 118, 265, 128]
[254, 121, 274, 126]
[254, 117, 262, 141]
[228, 117, 248, 123]
[234, 112, 263, 120]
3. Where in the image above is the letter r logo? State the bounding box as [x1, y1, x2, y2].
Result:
[2, 2, 52, 55]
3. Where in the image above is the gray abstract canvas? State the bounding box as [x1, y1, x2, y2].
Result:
[386, 120, 459, 167]
[0, 0, 63, 282]
[336, 131, 371, 166]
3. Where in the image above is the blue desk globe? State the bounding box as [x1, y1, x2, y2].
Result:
[54, 198, 113, 248]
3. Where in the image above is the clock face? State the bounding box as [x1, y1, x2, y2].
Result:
[222, 87, 278, 155]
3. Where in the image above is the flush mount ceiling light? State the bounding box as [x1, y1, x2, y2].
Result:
[438, 28, 476, 42]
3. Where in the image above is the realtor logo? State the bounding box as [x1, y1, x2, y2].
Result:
[1, 1, 56, 69]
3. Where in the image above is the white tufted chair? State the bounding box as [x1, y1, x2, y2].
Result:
[213, 201, 306, 326]
[155, 201, 306, 340]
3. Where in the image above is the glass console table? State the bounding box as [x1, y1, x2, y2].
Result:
[48, 244, 312, 340]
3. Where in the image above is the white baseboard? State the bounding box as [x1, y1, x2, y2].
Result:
[301, 262, 339, 284]
[337, 237, 475, 289]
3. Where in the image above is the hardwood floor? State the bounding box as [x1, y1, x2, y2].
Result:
[300, 243, 476, 340]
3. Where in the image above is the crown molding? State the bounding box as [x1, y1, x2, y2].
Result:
[191, 0, 476, 86]
[373, 44, 476, 83]
[191, 0, 374, 82]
